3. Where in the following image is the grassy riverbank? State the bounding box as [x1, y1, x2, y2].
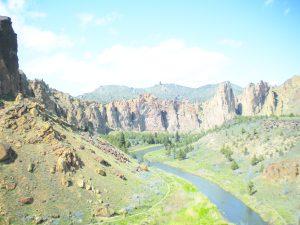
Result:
[102, 170, 229, 225]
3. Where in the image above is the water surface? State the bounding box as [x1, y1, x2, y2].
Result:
[135, 146, 268, 225]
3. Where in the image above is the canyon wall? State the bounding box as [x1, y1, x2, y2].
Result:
[1, 15, 299, 134]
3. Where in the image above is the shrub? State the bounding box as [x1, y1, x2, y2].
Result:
[231, 161, 239, 170]
[165, 148, 171, 156]
[220, 145, 233, 161]
[251, 154, 264, 166]
[251, 155, 259, 165]
[241, 128, 246, 134]
[177, 149, 186, 160]
[259, 164, 264, 173]
[247, 181, 256, 195]
[243, 147, 249, 155]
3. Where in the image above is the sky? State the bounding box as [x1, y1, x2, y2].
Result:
[0, 0, 299, 95]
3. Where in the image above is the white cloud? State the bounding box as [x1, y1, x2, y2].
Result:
[77, 12, 121, 27]
[7, 0, 25, 11]
[77, 13, 94, 26]
[284, 8, 290, 15]
[265, 0, 274, 6]
[0, 0, 73, 53]
[27, 11, 47, 18]
[219, 39, 244, 48]
[95, 12, 121, 26]
[20, 26, 73, 52]
[23, 39, 230, 95]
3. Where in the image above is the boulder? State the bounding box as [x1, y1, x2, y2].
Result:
[56, 151, 83, 173]
[19, 197, 34, 205]
[96, 169, 106, 176]
[137, 164, 149, 172]
[76, 179, 85, 188]
[61, 177, 71, 187]
[94, 205, 115, 217]
[0, 142, 10, 162]
[27, 163, 35, 173]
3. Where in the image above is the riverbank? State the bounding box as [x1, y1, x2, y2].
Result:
[102, 169, 229, 225]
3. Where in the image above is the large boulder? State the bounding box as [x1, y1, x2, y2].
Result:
[94, 205, 115, 217]
[0, 142, 10, 162]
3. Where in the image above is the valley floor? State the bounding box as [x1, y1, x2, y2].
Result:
[144, 116, 300, 225]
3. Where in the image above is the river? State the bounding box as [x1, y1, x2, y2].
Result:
[134, 145, 268, 225]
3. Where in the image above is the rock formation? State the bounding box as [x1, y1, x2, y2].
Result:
[0, 16, 21, 98]
[0, 16, 30, 98]
[0, 15, 299, 134]
[200, 82, 236, 129]
[236, 81, 270, 116]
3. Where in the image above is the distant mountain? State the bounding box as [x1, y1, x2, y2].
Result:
[78, 83, 243, 103]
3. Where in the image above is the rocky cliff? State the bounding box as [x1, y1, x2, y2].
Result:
[0, 16, 299, 134]
[0, 16, 30, 99]
[200, 82, 236, 129]
[0, 16, 21, 98]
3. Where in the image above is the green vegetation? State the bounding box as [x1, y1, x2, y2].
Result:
[220, 145, 233, 161]
[144, 116, 300, 225]
[230, 160, 239, 170]
[101, 131, 201, 159]
[247, 181, 256, 195]
[104, 173, 228, 225]
[251, 154, 264, 166]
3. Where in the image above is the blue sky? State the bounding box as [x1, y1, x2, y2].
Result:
[0, 0, 299, 95]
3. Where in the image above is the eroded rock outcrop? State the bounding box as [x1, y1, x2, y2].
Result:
[200, 82, 236, 129]
[0, 16, 21, 98]
[105, 94, 201, 132]
[263, 159, 300, 181]
[236, 81, 270, 116]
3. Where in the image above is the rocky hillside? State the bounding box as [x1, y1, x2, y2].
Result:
[79, 83, 243, 104]
[0, 95, 169, 224]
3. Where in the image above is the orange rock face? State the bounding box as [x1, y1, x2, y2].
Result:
[263, 159, 300, 181]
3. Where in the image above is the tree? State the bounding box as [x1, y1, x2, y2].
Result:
[251, 155, 259, 166]
[251, 154, 263, 166]
[247, 181, 256, 195]
[243, 147, 249, 155]
[220, 145, 233, 161]
[146, 135, 155, 144]
[231, 161, 239, 170]
[241, 128, 246, 134]
[177, 149, 186, 160]
[119, 132, 126, 148]
[175, 131, 180, 142]
[165, 148, 171, 156]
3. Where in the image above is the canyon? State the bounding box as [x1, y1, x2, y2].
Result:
[1, 16, 299, 136]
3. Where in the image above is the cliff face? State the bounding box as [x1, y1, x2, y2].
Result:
[200, 82, 236, 129]
[0, 16, 22, 98]
[105, 94, 201, 132]
[29, 82, 201, 133]
[236, 81, 270, 116]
